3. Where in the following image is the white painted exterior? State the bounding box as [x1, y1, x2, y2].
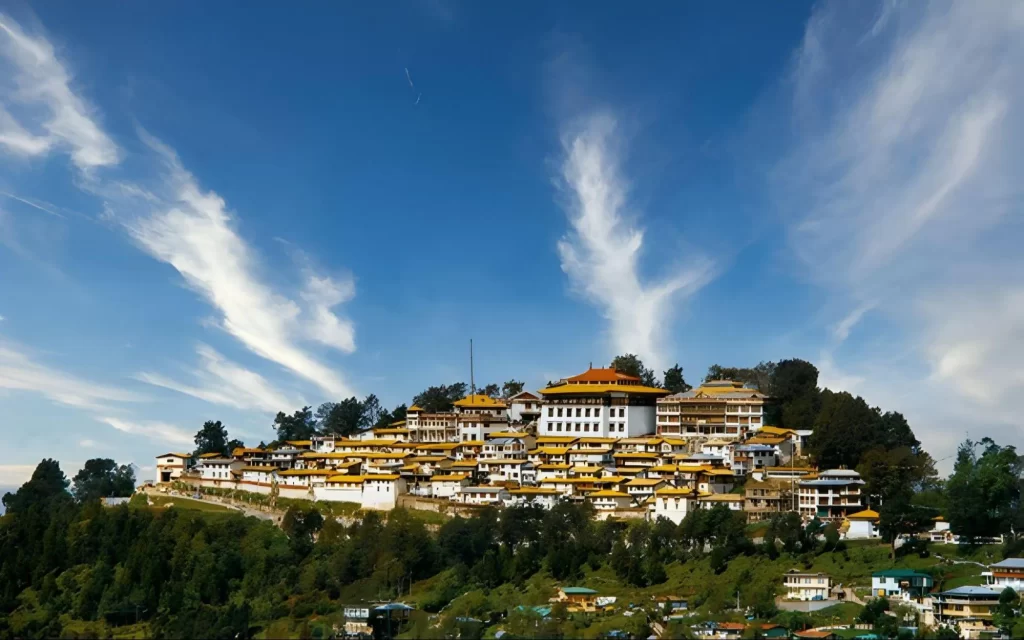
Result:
[361, 476, 406, 510]
[456, 486, 509, 505]
[784, 572, 832, 601]
[539, 401, 658, 438]
[650, 491, 697, 524]
[507, 392, 542, 424]
[505, 489, 561, 509]
[155, 453, 192, 484]
[430, 476, 471, 499]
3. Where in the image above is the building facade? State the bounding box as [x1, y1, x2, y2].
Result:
[656, 380, 768, 440]
[538, 367, 669, 438]
[797, 469, 864, 520]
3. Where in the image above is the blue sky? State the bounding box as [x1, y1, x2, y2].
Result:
[1, 1, 1022, 485]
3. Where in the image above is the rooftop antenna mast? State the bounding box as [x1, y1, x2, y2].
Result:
[470, 338, 475, 397]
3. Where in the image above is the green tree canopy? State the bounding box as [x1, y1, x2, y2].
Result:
[662, 364, 692, 394]
[412, 383, 468, 413]
[193, 420, 232, 457]
[71, 459, 135, 503]
[501, 379, 525, 398]
[610, 354, 658, 387]
[273, 406, 317, 441]
[947, 438, 1022, 543]
[1, 458, 70, 515]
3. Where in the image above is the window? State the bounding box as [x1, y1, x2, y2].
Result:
[557, 408, 563, 417]
[619, 407, 626, 417]
[575, 424, 581, 432]
[585, 408, 591, 417]
[595, 408, 601, 417]
[575, 407, 582, 417]
[584, 424, 590, 432]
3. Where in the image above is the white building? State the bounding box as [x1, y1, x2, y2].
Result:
[429, 474, 472, 499]
[624, 478, 668, 502]
[844, 509, 880, 539]
[155, 452, 193, 484]
[481, 437, 527, 461]
[983, 558, 1024, 592]
[507, 391, 543, 424]
[406, 405, 458, 442]
[656, 380, 767, 440]
[798, 469, 864, 521]
[196, 458, 243, 485]
[697, 493, 745, 511]
[239, 466, 277, 494]
[456, 486, 509, 505]
[538, 367, 669, 438]
[590, 489, 633, 512]
[361, 475, 405, 509]
[729, 444, 778, 475]
[650, 488, 698, 524]
[783, 571, 832, 601]
[505, 487, 561, 509]
[480, 459, 533, 484]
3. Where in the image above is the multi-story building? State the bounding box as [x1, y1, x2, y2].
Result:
[507, 391, 543, 424]
[538, 367, 669, 438]
[406, 405, 458, 442]
[656, 380, 768, 440]
[871, 569, 934, 599]
[797, 469, 864, 521]
[930, 586, 1001, 639]
[651, 487, 699, 524]
[729, 443, 778, 475]
[983, 558, 1024, 592]
[783, 571, 832, 601]
[744, 478, 791, 522]
[155, 452, 193, 484]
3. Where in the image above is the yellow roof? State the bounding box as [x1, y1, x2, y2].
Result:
[364, 474, 401, 481]
[454, 394, 507, 408]
[648, 464, 679, 472]
[535, 447, 571, 455]
[510, 487, 561, 495]
[408, 404, 425, 412]
[597, 476, 628, 483]
[538, 463, 572, 470]
[285, 440, 312, 447]
[326, 475, 364, 484]
[487, 432, 529, 439]
[536, 436, 579, 445]
[590, 490, 631, 498]
[577, 437, 617, 444]
[540, 383, 669, 396]
[570, 465, 603, 473]
[460, 440, 486, 447]
[570, 447, 612, 455]
[408, 455, 449, 463]
[279, 469, 333, 476]
[451, 460, 479, 467]
[156, 452, 193, 459]
[702, 468, 735, 476]
[389, 419, 407, 427]
[199, 452, 220, 458]
[699, 493, 744, 501]
[759, 426, 796, 436]
[655, 488, 696, 496]
[541, 477, 602, 484]
[689, 380, 763, 396]
[612, 467, 644, 475]
[416, 443, 460, 451]
[431, 474, 471, 482]
[626, 478, 667, 487]
[613, 452, 658, 459]
[846, 508, 880, 520]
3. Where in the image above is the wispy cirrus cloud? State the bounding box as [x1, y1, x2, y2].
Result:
[0, 14, 119, 170]
[137, 343, 303, 413]
[97, 416, 193, 447]
[0, 13, 357, 406]
[110, 131, 357, 399]
[0, 340, 143, 412]
[556, 112, 712, 371]
[772, 1, 1024, 461]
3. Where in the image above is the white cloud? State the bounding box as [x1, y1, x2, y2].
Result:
[301, 271, 356, 353]
[0, 340, 143, 411]
[831, 302, 876, 343]
[106, 131, 356, 399]
[79, 439, 98, 448]
[137, 343, 302, 413]
[0, 463, 36, 486]
[556, 112, 712, 371]
[98, 416, 193, 447]
[775, 2, 1024, 460]
[0, 14, 119, 170]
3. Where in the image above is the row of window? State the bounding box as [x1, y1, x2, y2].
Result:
[548, 422, 627, 433]
[547, 406, 627, 418]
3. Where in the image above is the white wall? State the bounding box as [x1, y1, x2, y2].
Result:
[314, 484, 362, 503]
[626, 405, 656, 437]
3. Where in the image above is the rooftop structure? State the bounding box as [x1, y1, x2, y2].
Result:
[538, 367, 669, 439]
[656, 380, 768, 440]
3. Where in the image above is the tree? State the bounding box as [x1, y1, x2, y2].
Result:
[992, 586, 1019, 636]
[194, 420, 231, 457]
[71, 459, 135, 503]
[412, 383, 468, 413]
[878, 494, 934, 558]
[947, 438, 1023, 543]
[273, 406, 317, 441]
[480, 383, 500, 398]
[663, 364, 692, 394]
[610, 354, 658, 387]
[502, 380, 525, 398]
[390, 404, 408, 423]
[361, 394, 387, 429]
[1, 458, 70, 514]
[767, 359, 818, 428]
[858, 446, 937, 507]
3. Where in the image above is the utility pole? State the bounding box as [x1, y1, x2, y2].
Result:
[470, 338, 475, 396]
